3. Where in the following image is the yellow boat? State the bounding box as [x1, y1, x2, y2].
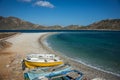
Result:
[24, 54, 63, 68]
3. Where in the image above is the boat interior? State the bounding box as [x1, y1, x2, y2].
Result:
[26, 54, 62, 62]
[39, 70, 82, 80]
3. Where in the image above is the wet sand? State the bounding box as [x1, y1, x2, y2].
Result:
[0, 32, 120, 80]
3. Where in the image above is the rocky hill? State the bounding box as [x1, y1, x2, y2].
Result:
[86, 19, 120, 30]
[0, 16, 120, 30]
[0, 16, 46, 30]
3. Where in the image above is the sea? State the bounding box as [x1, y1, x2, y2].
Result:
[45, 31, 120, 77]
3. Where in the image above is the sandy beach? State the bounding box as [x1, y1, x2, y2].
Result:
[0, 32, 120, 80]
[0, 33, 48, 80]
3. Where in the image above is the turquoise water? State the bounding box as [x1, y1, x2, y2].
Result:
[46, 31, 120, 76]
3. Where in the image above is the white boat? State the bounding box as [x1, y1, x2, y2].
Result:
[24, 54, 63, 68]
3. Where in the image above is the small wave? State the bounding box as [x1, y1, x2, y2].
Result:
[69, 57, 120, 77]
[43, 39, 49, 47]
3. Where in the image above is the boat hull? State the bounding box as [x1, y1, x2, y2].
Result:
[25, 60, 63, 68]
[24, 64, 71, 80]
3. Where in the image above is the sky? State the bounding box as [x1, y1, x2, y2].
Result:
[0, 0, 120, 26]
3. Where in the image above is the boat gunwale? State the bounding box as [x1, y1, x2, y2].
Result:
[24, 59, 63, 63]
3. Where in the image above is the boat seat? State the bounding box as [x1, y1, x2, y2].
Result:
[30, 58, 45, 62]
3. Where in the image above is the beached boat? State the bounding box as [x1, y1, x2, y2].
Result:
[24, 69, 83, 80]
[24, 64, 72, 80]
[24, 54, 63, 68]
[45, 70, 83, 80]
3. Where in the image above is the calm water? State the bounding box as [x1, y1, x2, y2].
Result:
[46, 31, 120, 76]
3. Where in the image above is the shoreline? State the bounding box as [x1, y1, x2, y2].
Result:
[39, 32, 120, 80]
[0, 32, 120, 80]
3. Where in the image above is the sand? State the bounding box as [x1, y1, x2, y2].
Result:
[0, 33, 48, 80]
[0, 32, 120, 80]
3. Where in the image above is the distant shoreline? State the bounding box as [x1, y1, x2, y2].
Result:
[0, 29, 120, 33]
[39, 32, 120, 80]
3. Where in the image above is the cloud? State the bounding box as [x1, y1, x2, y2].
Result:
[19, 0, 32, 2]
[34, 1, 55, 8]
[18, 0, 55, 8]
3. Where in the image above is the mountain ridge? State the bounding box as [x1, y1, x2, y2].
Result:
[0, 16, 120, 30]
[86, 19, 120, 30]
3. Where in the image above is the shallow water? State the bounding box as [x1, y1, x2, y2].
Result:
[46, 31, 120, 76]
